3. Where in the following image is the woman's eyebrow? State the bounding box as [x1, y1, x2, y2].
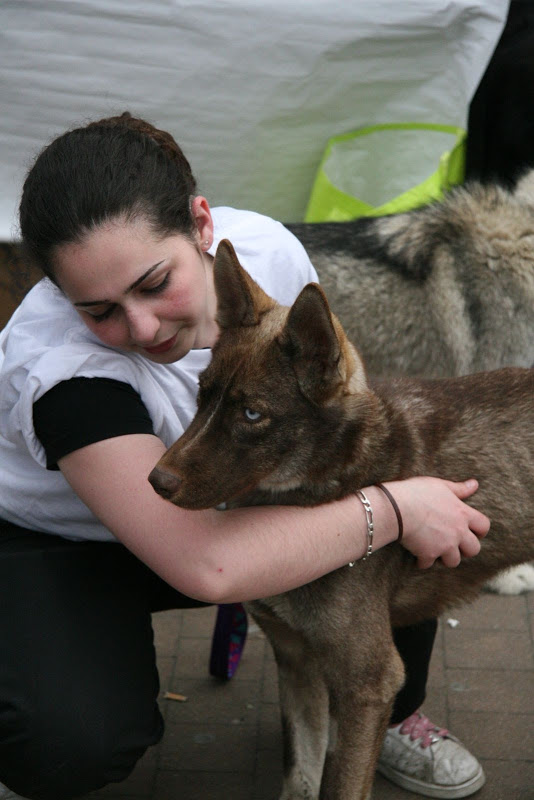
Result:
[74, 262, 165, 307]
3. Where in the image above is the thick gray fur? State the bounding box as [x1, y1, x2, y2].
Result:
[286, 170, 534, 379]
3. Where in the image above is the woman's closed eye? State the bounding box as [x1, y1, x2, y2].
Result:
[142, 273, 170, 295]
[89, 305, 116, 322]
[87, 274, 171, 323]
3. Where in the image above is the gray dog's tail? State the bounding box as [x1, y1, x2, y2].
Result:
[514, 168, 534, 205]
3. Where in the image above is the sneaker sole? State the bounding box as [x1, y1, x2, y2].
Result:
[376, 760, 486, 799]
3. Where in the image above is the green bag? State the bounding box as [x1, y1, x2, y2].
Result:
[305, 122, 466, 222]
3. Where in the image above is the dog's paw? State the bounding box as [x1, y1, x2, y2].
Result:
[484, 563, 534, 595]
[279, 782, 320, 800]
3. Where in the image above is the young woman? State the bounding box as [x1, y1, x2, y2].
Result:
[0, 113, 489, 800]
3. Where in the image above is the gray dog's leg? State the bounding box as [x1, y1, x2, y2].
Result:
[251, 610, 328, 799]
[277, 651, 329, 800]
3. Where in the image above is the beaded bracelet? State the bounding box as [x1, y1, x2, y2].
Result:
[349, 484, 404, 566]
[349, 489, 374, 566]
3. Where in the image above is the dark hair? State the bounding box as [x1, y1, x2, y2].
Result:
[19, 112, 198, 283]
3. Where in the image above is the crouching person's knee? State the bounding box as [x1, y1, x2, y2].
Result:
[0, 700, 164, 800]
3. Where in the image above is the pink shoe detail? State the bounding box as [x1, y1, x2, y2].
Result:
[398, 711, 449, 749]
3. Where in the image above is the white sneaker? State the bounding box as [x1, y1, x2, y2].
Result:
[0, 782, 30, 800]
[377, 711, 486, 799]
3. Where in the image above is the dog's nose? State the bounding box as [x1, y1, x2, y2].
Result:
[148, 466, 181, 499]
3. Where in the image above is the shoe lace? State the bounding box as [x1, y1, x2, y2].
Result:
[399, 711, 450, 749]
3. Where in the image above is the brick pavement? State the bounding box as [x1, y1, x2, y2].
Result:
[87, 590, 534, 800]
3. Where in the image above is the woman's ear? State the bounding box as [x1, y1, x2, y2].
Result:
[190, 195, 214, 251]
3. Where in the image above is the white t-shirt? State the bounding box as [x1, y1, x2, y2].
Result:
[0, 207, 317, 541]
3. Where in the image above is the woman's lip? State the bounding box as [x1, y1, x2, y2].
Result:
[143, 334, 177, 354]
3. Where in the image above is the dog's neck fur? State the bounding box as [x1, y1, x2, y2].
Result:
[287, 361, 418, 504]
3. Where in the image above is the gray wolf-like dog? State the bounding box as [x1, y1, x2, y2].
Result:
[287, 170, 534, 380]
[287, 172, 534, 595]
[149, 239, 534, 800]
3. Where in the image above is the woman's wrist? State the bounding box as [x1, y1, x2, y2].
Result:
[355, 484, 400, 554]
[376, 483, 403, 541]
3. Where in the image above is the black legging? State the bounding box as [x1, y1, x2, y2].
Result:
[0, 520, 436, 799]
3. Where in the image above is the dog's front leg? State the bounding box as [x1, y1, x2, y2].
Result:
[250, 610, 329, 799]
[321, 700, 391, 800]
[277, 651, 329, 800]
[319, 643, 405, 800]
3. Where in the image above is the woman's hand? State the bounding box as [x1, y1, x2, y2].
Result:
[382, 477, 490, 569]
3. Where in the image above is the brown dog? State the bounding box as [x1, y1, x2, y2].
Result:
[149, 240, 534, 800]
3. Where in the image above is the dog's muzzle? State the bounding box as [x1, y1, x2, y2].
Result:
[148, 466, 181, 499]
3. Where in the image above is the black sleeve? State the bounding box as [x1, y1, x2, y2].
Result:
[33, 377, 156, 470]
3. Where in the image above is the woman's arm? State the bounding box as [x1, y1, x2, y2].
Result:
[59, 433, 489, 603]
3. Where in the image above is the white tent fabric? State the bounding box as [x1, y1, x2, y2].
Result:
[1, 0, 508, 239]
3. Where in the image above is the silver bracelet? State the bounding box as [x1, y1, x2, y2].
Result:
[349, 489, 374, 566]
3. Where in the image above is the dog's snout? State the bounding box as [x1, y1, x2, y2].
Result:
[148, 466, 181, 499]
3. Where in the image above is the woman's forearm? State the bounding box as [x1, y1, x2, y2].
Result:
[189, 486, 398, 603]
[59, 436, 488, 604]
[59, 436, 399, 602]
[187, 477, 487, 603]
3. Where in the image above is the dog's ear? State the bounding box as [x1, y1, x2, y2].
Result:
[278, 283, 345, 402]
[213, 239, 275, 328]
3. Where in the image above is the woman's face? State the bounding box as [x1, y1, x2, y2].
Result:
[53, 200, 219, 363]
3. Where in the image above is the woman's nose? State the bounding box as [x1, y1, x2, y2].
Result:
[126, 308, 160, 345]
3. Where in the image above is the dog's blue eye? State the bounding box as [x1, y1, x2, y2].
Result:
[244, 408, 262, 422]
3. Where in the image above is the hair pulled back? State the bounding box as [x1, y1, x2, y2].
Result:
[19, 112, 198, 282]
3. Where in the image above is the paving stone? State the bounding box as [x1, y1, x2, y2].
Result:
[448, 710, 534, 761]
[446, 667, 534, 713]
[476, 758, 534, 800]
[155, 655, 175, 698]
[164, 676, 260, 724]
[253, 747, 283, 799]
[152, 609, 183, 655]
[174, 634, 266, 681]
[159, 722, 257, 772]
[154, 769, 253, 800]
[257, 701, 283, 751]
[444, 627, 533, 670]
[372, 771, 427, 798]
[180, 605, 218, 637]
[261, 657, 279, 703]
[450, 592, 529, 631]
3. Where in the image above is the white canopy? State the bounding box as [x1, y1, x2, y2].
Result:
[0, 0, 508, 239]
